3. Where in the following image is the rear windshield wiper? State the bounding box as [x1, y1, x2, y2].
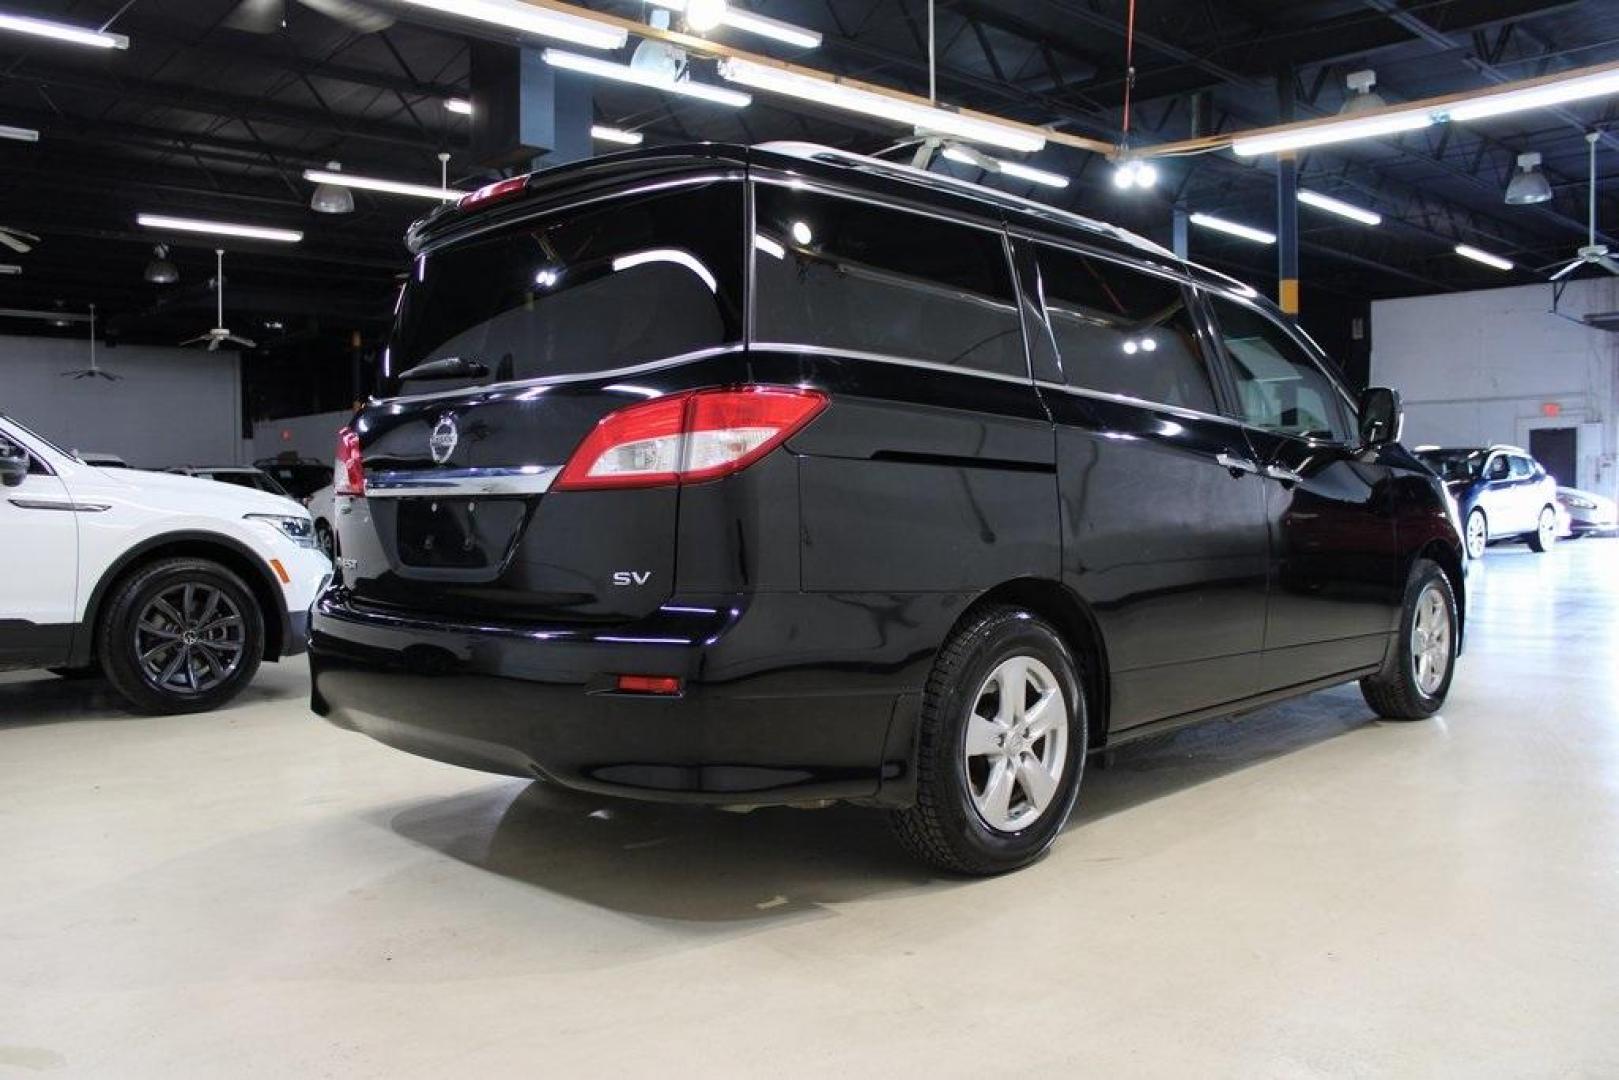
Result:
[396, 356, 489, 381]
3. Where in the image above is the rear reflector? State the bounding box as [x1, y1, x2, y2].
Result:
[616, 674, 682, 695]
[458, 175, 529, 209]
[555, 386, 828, 491]
[335, 426, 364, 496]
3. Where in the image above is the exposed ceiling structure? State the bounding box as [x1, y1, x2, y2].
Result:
[2, 0, 1618, 358]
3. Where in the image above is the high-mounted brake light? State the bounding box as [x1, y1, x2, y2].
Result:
[554, 386, 828, 491]
[335, 426, 365, 496]
[458, 175, 530, 209]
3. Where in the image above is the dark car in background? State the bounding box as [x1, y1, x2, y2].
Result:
[254, 454, 334, 502]
[308, 142, 1465, 875]
[165, 465, 292, 498]
[1416, 445, 1561, 559]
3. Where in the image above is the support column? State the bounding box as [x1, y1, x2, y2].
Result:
[1276, 65, 1300, 320]
[469, 43, 592, 170]
[1172, 205, 1189, 259]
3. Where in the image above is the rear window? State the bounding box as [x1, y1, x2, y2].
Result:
[386, 181, 745, 395]
[752, 183, 1025, 378]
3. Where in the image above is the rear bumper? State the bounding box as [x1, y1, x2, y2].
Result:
[309, 591, 944, 807]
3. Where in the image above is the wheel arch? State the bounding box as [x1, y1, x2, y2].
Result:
[70, 531, 287, 667]
[957, 577, 1111, 750]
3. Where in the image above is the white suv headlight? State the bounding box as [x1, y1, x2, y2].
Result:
[245, 513, 317, 548]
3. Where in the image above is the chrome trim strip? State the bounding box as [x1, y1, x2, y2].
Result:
[370, 343, 745, 407]
[1033, 379, 1236, 425]
[8, 498, 109, 512]
[750, 343, 1035, 386]
[363, 466, 561, 499]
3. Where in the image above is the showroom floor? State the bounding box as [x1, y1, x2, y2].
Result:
[3, 541, 1616, 1079]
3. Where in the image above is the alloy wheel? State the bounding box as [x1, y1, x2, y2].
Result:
[1538, 508, 1557, 549]
[962, 655, 1068, 833]
[1466, 512, 1487, 559]
[134, 582, 246, 696]
[1409, 582, 1452, 697]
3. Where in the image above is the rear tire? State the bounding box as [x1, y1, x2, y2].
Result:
[1360, 559, 1457, 720]
[315, 519, 335, 559]
[98, 557, 264, 715]
[890, 606, 1086, 876]
[1527, 506, 1557, 553]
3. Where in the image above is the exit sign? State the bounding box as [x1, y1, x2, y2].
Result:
[1541, 403, 1562, 417]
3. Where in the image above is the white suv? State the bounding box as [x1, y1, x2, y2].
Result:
[1, 414, 331, 713]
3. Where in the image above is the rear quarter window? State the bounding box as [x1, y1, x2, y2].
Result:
[752, 183, 1026, 378]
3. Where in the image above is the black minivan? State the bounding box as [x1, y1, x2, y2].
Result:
[310, 142, 1465, 874]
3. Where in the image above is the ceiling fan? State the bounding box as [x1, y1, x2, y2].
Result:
[181, 250, 258, 352]
[0, 225, 39, 254]
[224, 0, 394, 34]
[1549, 132, 1619, 281]
[60, 305, 121, 381]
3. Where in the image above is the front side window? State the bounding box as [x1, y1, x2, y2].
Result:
[389, 181, 745, 395]
[1207, 296, 1352, 442]
[1032, 243, 1217, 413]
[1486, 455, 1510, 481]
[1510, 455, 1535, 479]
[752, 183, 1025, 377]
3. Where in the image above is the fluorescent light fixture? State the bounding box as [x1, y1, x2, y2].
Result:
[1232, 108, 1432, 157]
[1446, 68, 1619, 122]
[1455, 244, 1514, 271]
[0, 12, 128, 49]
[137, 214, 303, 243]
[0, 264, 20, 275]
[612, 248, 718, 293]
[302, 169, 462, 202]
[942, 144, 1069, 188]
[445, 97, 473, 115]
[0, 124, 39, 142]
[1297, 190, 1382, 226]
[544, 49, 752, 107]
[591, 124, 644, 146]
[648, 0, 822, 48]
[395, 0, 626, 49]
[718, 57, 1044, 153]
[1190, 212, 1276, 245]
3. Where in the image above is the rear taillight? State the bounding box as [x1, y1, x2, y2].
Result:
[335, 426, 365, 496]
[554, 386, 828, 491]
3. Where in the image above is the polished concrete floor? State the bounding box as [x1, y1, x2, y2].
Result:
[3, 539, 1616, 1078]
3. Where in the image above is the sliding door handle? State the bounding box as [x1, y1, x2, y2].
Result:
[1215, 452, 1259, 477]
[1264, 464, 1305, 486]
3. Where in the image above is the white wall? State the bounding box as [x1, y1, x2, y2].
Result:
[247, 409, 351, 465]
[1372, 277, 1619, 499]
[0, 333, 244, 468]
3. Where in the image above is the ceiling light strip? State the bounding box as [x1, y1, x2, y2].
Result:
[0, 12, 128, 49]
[718, 57, 1044, 152]
[1189, 212, 1277, 245]
[137, 214, 303, 243]
[1297, 190, 1381, 226]
[0, 123, 39, 142]
[544, 49, 751, 107]
[591, 125, 645, 145]
[444, 97, 473, 115]
[396, 0, 626, 50]
[1233, 109, 1432, 157]
[1454, 244, 1514, 271]
[646, 0, 822, 49]
[303, 169, 463, 201]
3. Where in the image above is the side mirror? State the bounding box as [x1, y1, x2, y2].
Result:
[1358, 386, 1403, 448]
[0, 452, 28, 489]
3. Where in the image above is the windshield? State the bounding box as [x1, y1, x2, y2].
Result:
[1418, 449, 1485, 482]
[385, 180, 745, 397]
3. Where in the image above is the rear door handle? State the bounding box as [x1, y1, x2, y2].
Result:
[1216, 453, 1259, 477]
[1264, 464, 1305, 486]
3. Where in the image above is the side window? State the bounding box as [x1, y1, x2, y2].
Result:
[1510, 455, 1534, 479]
[1486, 455, 1510, 481]
[0, 434, 46, 476]
[1032, 243, 1217, 413]
[753, 183, 1025, 377]
[1206, 296, 1353, 442]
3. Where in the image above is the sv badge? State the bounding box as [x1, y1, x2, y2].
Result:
[612, 571, 653, 587]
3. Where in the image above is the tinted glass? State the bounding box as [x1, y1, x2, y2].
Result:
[753, 184, 1025, 377]
[1033, 244, 1216, 412]
[1486, 456, 1510, 480]
[1510, 456, 1535, 478]
[1417, 449, 1485, 481]
[0, 433, 46, 475]
[389, 182, 745, 395]
[1208, 297, 1352, 441]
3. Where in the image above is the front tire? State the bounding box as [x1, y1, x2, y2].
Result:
[890, 607, 1086, 875]
[98, 557, 264, 715]
[1527, 506, 1557, 553]
[1465, 508, 1488, 560]
[1360, 559, 1457, 720]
